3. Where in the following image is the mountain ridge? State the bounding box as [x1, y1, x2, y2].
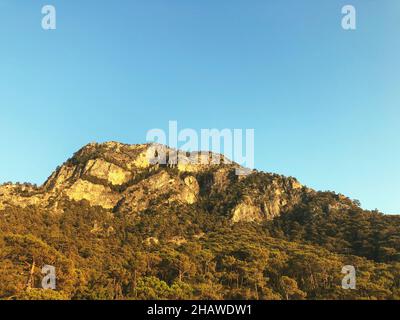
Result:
[1, 141, 399, 300]
[0, 141, 359, 222]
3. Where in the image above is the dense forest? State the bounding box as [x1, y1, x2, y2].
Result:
[0, 143, 399, 300]
[1, 187, 399, 300]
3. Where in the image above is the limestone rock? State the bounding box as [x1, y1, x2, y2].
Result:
[64, 179, 119, 209]
[231, 202, 263, 223]
[0, 142, 345, 227]
[84, 159, 131, 185]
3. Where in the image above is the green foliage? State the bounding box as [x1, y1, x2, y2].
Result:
[11, 289, 69, 300]
[0, 170, 399, 300]
[264, 192, 400, 262]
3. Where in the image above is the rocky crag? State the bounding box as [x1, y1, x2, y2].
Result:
[1, 141, 332, 223]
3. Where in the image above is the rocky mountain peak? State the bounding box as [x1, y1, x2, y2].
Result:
[0, 142, 357, 223]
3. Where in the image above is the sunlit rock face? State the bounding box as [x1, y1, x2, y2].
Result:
[84, 159, 131, 186]
[231, 202, 263, 223]
[64, 179, 119, 209]
[0, 141, 354, 224]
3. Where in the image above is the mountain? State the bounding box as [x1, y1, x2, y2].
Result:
[0, 142, 399, 300]
[0, 141, 306, 222]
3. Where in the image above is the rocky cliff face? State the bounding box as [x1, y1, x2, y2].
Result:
[0, 142, 353, 222]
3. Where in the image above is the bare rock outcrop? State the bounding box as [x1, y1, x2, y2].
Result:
[0, 142, 345, 226]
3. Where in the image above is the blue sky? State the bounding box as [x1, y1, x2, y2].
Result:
[0, 0, 399, 213]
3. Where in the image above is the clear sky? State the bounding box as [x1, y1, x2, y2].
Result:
[0, 0, 399, 213]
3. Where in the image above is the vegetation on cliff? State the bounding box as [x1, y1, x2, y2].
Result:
[0, 142, 399, 300]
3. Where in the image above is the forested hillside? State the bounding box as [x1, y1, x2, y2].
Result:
[0, 142, 399, 300]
